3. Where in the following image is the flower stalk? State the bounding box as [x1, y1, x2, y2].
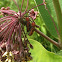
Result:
[52, 0, 62, 46]
[34, 28, 61, 49]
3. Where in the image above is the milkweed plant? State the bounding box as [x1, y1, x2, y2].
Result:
[0, 0, 62, 62]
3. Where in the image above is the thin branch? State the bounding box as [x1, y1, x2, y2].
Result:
[52, 0, 62, 46]
[34, 28, 61, 49]
[22, 3, 44, 16]
[19, 22, 23, 51]
[42, 0, 60, 43]
[46, 7, 60, 43]
[21, 0, 24, 12]
[13, 0, 20, 11]
[11, 29, 16, 43]
[8, 22, 16, 44]
[24, 0, 29, 13]
[0, 21, 14, 46]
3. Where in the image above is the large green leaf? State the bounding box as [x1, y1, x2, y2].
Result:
[29, 39, 62, 62]
[34, 0, 58, 38]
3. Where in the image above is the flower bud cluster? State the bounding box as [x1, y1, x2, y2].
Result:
[0, 6, 39, 62]
[0, 0, 41, 61]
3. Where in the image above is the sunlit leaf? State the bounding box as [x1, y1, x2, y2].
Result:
[29, 39, 62, 62]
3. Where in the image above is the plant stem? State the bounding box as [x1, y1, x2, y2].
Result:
[19, 17, 61, 49]
[13, 0, 20, 11]
[24, 0, 29, 13]
[19, 22, 23, 51]
[46, 7, 60, 43]
[22, 3, 44, 15]
[21, 0, 24, 12]
[52, 0, 62, 46]
[35, 28, 61, 49]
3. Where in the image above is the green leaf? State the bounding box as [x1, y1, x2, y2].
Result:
[57, 50, 62, 56]
[35, 0, 58, 38]
[59, 0, 62, 11]
[29, 39, 62, 62]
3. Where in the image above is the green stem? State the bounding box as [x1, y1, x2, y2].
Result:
[52, 0, 62, 46]
[35, 28, 61, 49]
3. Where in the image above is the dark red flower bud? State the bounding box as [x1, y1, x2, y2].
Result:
[31, 21, 35, 27]
[29, 27, 34, 36]
[26, 17, 30, 21]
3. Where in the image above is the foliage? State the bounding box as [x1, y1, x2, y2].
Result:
[35, 0, 58, 38]
[0, 0, 62, 62]
[29, 39, 62, 62]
